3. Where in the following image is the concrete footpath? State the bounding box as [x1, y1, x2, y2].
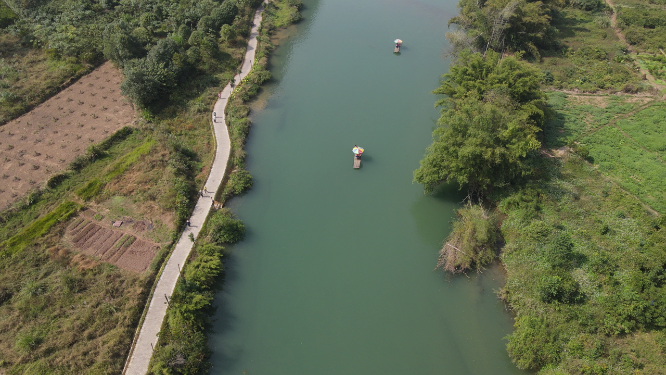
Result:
[123, 3, 267, 374]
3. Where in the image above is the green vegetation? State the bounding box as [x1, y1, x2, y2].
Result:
[545, 93, 666, 214]
[0, 201, 80, 255]
[0, 33, 91, 125]
[617, 5, 666, 52]
[437, 204, 498, 273]
[414, 50, 546, 195]
[446, 0, 650, 92]
[149, 210, 244, 374]
[637, 54, 666, 82]
[543, 92, 638, 147]
[447, 0, 558, 58]
[421, 0, 666, 372]
[0, 1, 17, 29]
[75, 178, 104, 201]
[500, 153, 666, 373]
[265, 0, 302, 28]
[103, 138, 155, 181]
[537, 7, 643, 92]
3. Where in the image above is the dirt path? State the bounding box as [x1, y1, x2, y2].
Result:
[121, 3, 268, 374]
[605, 0, 666, 92]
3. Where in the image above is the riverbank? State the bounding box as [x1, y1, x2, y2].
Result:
[417, 0, 666, 372]
[136, 1, 304, 373]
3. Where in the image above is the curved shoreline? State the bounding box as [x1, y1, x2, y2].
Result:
[122, 3, 267, 374]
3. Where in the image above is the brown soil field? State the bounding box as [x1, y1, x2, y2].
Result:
[0, 61, 136, 211]
[64, 210, 160, 273]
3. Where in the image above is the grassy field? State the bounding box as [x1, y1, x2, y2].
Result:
[497, 91, 666, 373]
[0, 131, 157, 374]
[543, 92, 642, 147]
[541, 92, 666, 214]
[536, 7, 645, 92]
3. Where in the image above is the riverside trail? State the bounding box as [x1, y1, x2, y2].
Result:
[122, 3, 267, 374]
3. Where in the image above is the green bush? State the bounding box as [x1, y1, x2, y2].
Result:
[204, 209, 245, 245]
[543, 233, 576, 269]
[75, 178, 105, 201]
[437, 204, 498, 273]
[506, 315, 561, 370]
[537, 271, 581, 303]
[223, 169, 253, 198]
[45, 172, 71, 189]
[0, 1, 18, 28]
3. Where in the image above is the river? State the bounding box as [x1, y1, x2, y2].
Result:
[208, 0, 529, 374]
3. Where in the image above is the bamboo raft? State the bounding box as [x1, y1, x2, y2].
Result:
[353, 156, 361, 169]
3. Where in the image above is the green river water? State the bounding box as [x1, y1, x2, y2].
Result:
[209, 0, 529, 374]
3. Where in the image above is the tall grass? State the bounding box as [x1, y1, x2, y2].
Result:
[0, 201, 80, 256]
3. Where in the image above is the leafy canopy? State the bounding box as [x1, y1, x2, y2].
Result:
[414, 50, 546, 195]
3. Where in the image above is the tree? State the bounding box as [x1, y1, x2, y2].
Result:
[414, 95, 541, 194]
[414, 50, 545, 195]
[204, 209, 245, 245]
[447, 0, 556, 58]
[219, 24, 236, 44]
[120, 57, 177, 108]
[103, 21, 145, 67]
[434, 50, 545, 107]
[212, 1, 238, 28]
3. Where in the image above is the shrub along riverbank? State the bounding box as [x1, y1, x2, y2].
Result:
[418, 0, 666, 372]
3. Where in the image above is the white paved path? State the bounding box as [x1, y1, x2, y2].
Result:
[123, 3, 267, 374]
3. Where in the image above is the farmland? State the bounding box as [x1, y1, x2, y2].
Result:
[65, 209, 161, 273]
[0, 0, 272, 370]
[0, 62, 135, 211]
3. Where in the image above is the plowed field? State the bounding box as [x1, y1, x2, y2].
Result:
[0, 61, 135, 211]
[66, 214, 159, 273]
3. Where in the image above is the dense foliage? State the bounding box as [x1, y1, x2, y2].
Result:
[617, 5, 666, 52]
[150, 209, 244, 374]
[414, 50, 546, 195]
[447, 0, 559, 58]
[500, 154, 666, 374]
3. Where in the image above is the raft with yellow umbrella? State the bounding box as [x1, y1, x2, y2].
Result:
[353, 146, 364, 169]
